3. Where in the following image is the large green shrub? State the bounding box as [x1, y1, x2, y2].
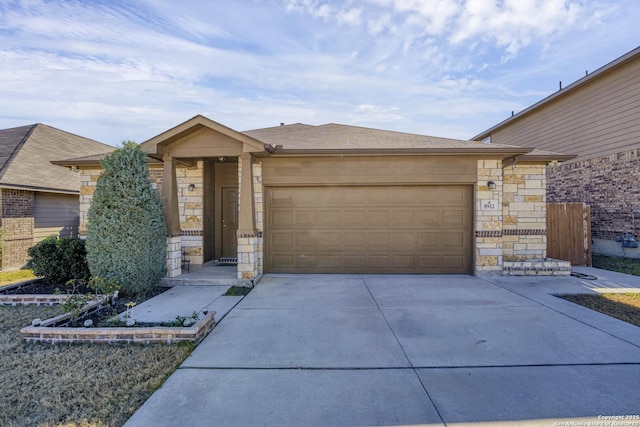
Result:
[27, 236, 90, 285]
[86, 141, 166, 295]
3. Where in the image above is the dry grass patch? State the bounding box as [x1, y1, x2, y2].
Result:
[560, 293, 640, 327]
[0, 269, 38, 288]
[0, 305, 194, 427]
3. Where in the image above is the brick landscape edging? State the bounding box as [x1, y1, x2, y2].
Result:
[20, 311, 216, 345]
[0, 294, 74, 306]
[6, 291, 218, 344]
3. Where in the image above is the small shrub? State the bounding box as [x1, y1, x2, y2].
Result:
[27, 236, 90, 285]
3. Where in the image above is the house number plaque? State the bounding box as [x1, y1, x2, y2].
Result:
[481, 200, 500, 211]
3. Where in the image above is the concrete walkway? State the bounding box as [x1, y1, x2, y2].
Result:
[125, 270, 640, 427]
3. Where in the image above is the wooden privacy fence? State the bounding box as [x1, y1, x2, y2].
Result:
[547, 203, 592, 266]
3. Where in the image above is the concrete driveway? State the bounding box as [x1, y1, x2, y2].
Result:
[126, 272, 640, 427]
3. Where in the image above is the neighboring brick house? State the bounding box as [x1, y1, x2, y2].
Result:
[0, 124, 114, 270]
[473, 45, 640, 259]
[57, 115, 572, 281]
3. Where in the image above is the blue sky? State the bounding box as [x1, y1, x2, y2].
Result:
[1, 0, 638, 146]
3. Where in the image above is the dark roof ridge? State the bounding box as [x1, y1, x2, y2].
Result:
[0, 124, 36, 178]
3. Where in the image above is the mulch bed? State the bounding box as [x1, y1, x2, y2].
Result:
[4, 280, 170, 327]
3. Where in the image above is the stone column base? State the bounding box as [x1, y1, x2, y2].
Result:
[166, 236, 182, 278]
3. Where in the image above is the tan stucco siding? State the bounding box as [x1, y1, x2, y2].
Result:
[261, 156, 478, 185]
[489, 57, 640, 163]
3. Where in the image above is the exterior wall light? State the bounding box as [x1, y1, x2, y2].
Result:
[188, 184, 196, 191]
[487, 181, 496, 190]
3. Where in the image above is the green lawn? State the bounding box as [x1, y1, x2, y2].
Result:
[592, 254, 640, 277]
[0, 305, 193, 427]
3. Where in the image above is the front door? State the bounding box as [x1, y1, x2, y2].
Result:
[221, 187, 238, 258]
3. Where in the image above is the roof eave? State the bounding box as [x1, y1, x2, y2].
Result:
[271, 147, 534, 157]
[0, 183, 79, 195]
[517, 154, 577, 163]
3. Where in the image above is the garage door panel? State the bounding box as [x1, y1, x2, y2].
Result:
[271, 211, 294, 227]
[443, 256, 465, 270]
[344, 255, 367, 269]
[417, 256, 439, 269]
[318, 211, 342, 226]
[266, 185, 472, 274]
[294, 211, 316, 226]
[318, 233, 342, 248]
[271, 188, 293, 204]
[392, 255, 415, 269]
[271, 232, 293, 249]
[393, 210, 415, 227]
[418, 233, 441, 249]
[393, 233, 418, 250]
[318, 255, 341, 268]
[368, 255, 392, 268]
[442, 232, 467, 250]
[344, 232, 366, 247]
[272, 254, 294, 269]
[394, 188, 419, 203]
[416, 210, 443, 227]
[442, 209, 465, 225]
[442, 187, 468, 203]
[295, 233, 317, 247]
[368, 188, 394, 203]
[369, 232, 392, 249]
[344, 210, 364, 227]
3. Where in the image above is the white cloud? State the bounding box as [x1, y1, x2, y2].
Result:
[0, 0, 637, 145]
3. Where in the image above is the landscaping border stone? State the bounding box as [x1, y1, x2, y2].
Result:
[20, 311, 216, 345]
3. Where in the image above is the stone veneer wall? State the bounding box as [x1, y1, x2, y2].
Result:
[177, 162, 204, 265]
[474, 160, 553, 275]
[502, 164, 547, 261]
[547, 148, 640, 241]
[474, 159, 504, 275]
[0, 189, 35, 270]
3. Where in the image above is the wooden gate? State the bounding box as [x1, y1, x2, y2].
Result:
[547, 203, 592, 266]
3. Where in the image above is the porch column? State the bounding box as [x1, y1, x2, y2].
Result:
[238, 153, 256, 233]
[162, 156, 182, 277]
[237, 153, 259, 285]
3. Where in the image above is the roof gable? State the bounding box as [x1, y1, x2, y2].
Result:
[141, 115, 268, 159]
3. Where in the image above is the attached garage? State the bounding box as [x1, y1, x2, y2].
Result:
[265, 185, 473, 274]
[260, 154, 478, 275]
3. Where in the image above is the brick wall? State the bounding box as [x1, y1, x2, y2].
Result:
[0, 189, 35, 270]
[547, 148, 640, 240]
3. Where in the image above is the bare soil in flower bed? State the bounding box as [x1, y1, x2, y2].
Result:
[4, 280, 171, 327]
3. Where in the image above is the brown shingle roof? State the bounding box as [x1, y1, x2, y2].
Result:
[244, 122, 532, 153]
[0, 124, 114, 193]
